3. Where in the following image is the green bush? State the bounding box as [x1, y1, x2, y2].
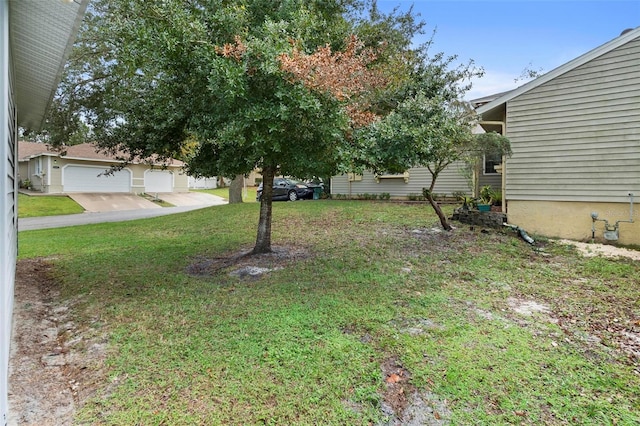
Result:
[480, 185, 502, 205]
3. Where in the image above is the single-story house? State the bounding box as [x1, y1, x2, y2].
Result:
[330, 125, 501, 199]
[476, 27, 640, 245]
[1, 0, 88, 421]
[18, 141, 189, 194]
[330, 163, 472, 199]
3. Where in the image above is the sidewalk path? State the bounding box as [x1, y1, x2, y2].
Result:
[19, 201, 227, 231]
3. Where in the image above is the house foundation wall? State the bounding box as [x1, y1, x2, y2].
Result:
[507, 200, 640, 246]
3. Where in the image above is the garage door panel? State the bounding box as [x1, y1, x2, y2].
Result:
[145, 170, 173, 193]
[63, 166, 131, 193]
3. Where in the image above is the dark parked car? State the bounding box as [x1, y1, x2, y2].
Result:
[256, 177, 314, 201]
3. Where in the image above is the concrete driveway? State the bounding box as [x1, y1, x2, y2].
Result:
[68, 193, 161, 212]
[19, 192, 228, 231]
[156, 192, 225, 207]
[68, 192, 226, 212]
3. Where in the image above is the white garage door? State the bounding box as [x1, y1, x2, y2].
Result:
[63, 165, 131, 193]
[145, 170, 173, 193]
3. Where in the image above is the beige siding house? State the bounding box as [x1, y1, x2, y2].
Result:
[331, 123, 503, 199]
[331, 163, 472, 199]
[19, 142, 189, 194]
[476, 27, 640, 245]
[1, 0, 88, 421]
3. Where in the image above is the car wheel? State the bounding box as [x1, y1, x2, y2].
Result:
[288, 190, 298, 201]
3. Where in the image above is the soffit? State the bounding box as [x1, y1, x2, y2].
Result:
[10, 0, 88, 130]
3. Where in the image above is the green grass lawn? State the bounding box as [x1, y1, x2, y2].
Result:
[18, 193, 85, 218]
[18, 201, 640, 424]
[193, 186, 258, 202]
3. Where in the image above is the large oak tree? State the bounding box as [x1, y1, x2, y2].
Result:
[49, 0, 496, 250]
[53, 0, 425, 254]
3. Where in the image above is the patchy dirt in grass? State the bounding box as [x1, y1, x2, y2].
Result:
[557, 239, 640, 260]
[380, 356, 413, 419]
[554, 240, 640, 366]
[503, 296, 640, 371]
[186, 245, 311, 279]
[9, 235, 640, 424]
[379, 357, 451, 426]
[507, 297, 551, 316]
[8, 258, 108, 426]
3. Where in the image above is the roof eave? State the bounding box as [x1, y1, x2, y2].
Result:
[60, 155, 184, 167]
[10, 0, 89, 131]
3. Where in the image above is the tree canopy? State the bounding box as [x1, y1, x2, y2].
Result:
[50, 0, 429, 253]
[352, 45, 511, 230]
[45, 0, 498, 250]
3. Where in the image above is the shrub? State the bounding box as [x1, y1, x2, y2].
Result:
[480, 185, 502, 205]
[491, 189, 502, 206]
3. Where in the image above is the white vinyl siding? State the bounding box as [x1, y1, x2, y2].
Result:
[478, 171, 501, 191]
[63, 165, 131, 193]
[1, 1, 16, 420]
[505, 37, 640, 203]
[4, 1, 87, 421]
[144, 170, 173, 193]
[331, 163, 471, 197]
[188, 176, 217, 189]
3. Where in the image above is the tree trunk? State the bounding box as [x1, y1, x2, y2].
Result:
[424, 169, 453, 231]
[426, 191, 452, 231]
[252, 166, 275, 254]
[228, 175, 244, 204]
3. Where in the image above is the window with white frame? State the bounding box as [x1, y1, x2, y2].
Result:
[34, 157, 43, 176]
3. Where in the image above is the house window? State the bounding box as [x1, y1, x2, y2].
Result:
[483, 153, 501, 175]
[34, 158, 43, 176]
[374, 171, 410, 183]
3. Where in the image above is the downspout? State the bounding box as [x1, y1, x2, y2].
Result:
[501, 154, 506, 212]
[473, 158, 480, 198]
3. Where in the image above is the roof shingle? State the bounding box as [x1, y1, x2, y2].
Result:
[18, 141, 184, 167]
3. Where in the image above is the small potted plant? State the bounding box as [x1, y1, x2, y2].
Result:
[477, 185, 495, 212]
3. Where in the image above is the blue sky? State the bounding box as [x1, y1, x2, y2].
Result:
[376, 0, 640, 100]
